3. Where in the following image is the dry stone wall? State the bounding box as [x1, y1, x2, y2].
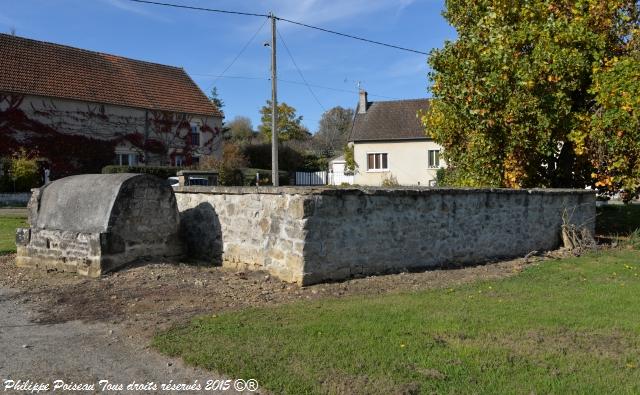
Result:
[176, 190, 310, 283]
[175, 187, 595, 285]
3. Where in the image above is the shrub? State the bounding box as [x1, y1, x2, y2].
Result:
[206, 143, 249, 186]
[344, 144, 357, 173]
[241, 168, 289, 186]
[299, 153, 329, 172]
[244, 143, 304, 171]
[381, 173, 400, 187]
[102, 165, 179, 179]
[0, 149, 40, 192]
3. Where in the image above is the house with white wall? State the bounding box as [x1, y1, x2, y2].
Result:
[347, 90, 445, 186]
[0, 34, 223, 178]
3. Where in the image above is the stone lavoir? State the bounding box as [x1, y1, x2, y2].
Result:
[15, 175, 595, 285]
[16, 174, 182, 276]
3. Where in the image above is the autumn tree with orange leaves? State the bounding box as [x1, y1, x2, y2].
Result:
[424, 0, 639, 194]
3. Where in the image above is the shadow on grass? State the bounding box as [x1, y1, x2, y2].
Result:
[596, 204, 640, 240]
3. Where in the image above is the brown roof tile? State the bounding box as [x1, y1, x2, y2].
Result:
[349, 98, 430, 141]
[0, 34, 221, 117]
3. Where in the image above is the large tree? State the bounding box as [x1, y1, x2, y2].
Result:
[575, 53, 640, 198]
[259, 101, 310, 142]
[209, 87, 224, 112]
[313, 106, 355, 156]
[423, 0, 639, 189]
[226, 116, 255, 142]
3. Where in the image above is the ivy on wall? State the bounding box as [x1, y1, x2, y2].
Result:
[0, 93, 221, 178]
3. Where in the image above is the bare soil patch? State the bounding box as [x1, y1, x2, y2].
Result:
[0, 253, 546, 339]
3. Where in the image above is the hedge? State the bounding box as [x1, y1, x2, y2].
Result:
[241, 168, 290, 186]
[101, 165, 180, 179]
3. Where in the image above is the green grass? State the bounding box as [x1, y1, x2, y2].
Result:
[154, 249, 640, 394]
[0, 216, 27, 255]
[596, 204, 640, 236]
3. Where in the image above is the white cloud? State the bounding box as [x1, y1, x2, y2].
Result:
[262, 0, 416, 26]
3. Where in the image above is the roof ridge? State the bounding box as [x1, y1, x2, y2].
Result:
[0, 33, 185, 71]
[369, 97, 431, 105]
[0, 33, 220, 116]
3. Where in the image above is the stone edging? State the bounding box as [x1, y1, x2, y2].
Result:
[173, 186, 596, 196]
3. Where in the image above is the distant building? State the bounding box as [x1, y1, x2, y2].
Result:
[348, 90, 445, 186]
[0, 34, 223, 178]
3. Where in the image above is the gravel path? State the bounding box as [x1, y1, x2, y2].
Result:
[0, 287, 252, 394]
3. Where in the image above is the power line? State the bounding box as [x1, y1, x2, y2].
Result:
[125, 0, 428, 56]
[279, 79, 399, 100]
[208, 17, 269, 91]
[127, 0, 268, 17]
[276, 17, 429, 56]
[277, 29, 325, 112]
[191, 74, 267, 81]
[191, 72, 399, 100]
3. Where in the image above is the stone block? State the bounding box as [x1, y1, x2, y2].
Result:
[15, 228, 30, 246]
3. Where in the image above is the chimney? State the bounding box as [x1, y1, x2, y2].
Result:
[358, 89, 368, 114]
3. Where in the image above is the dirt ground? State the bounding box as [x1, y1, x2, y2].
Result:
[0, 253, 553, 339]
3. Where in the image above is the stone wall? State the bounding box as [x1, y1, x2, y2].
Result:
[175, 187, 595, 285]
[176, 190, 309, 283]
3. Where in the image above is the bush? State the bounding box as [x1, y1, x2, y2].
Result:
[102, 165, 180, 179]
[244, 143, 304, 171]
[299, 153, 329, 172]
[241, 168, 290, 186]
[381, 173, 400, 187]
[0, 149, 40, 192]
[436, 168, 457, 187]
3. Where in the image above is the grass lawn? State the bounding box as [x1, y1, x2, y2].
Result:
[0, 215, 27, 255]
[154, 248, 640, 394]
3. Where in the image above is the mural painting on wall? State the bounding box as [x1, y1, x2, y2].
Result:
[0, 93, 221, 179]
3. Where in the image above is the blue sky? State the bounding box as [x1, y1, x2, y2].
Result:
[1, 0, 456, 132]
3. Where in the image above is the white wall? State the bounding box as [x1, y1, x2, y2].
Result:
[2, 93, 224, 165]
[352, 140, 445, 186]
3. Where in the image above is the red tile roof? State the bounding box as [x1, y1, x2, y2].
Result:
[0, 34, 221, 117]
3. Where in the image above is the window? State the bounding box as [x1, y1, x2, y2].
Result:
[190, 124, 200, 146]
[174, 155, 185, 167]
[428, 150, 440, 168]
[115, 153, 137, 166]
[367, 153, 388, 171]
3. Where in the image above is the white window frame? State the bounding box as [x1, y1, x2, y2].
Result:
[174, 155, 185, 167]
[428, 149, 441, 169]
[190, 122, 202, 147]
[366, 152, 389, 172]
[116, 153, 137, 166]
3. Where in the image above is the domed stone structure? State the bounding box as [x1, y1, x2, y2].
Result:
[16, 173, 182, 277]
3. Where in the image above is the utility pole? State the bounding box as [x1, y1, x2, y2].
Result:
[270, 12, 279, 187]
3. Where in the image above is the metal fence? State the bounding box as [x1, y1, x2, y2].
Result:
[295, 171, 328, 186]
[295, 171, 355, 186]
